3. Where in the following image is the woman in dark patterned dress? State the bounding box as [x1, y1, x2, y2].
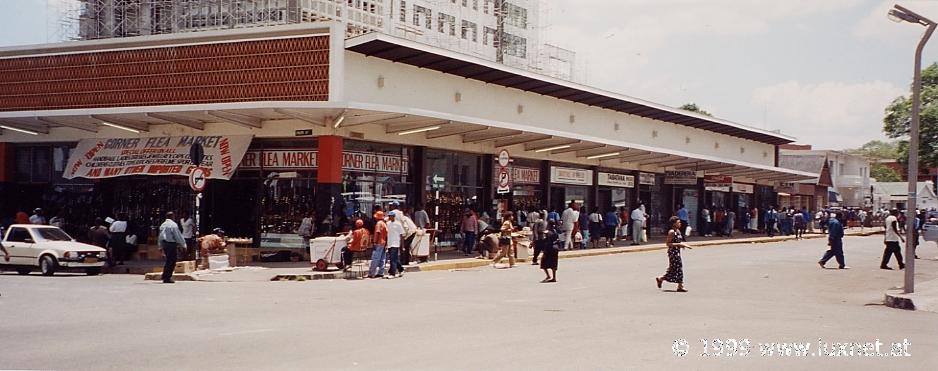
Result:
[656, 216, 692, 292]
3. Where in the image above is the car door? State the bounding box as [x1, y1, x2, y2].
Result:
[5, 227, 37, 265]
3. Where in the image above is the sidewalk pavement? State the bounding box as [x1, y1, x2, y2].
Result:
[884, 278, 938, 312]
[144, 228, 883, 283]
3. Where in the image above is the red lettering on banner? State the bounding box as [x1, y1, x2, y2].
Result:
[84, 141, 104, 160]
[123, 165, 146, 175]
[220, 138, 233, 176]
[85, 168, 102, 177]
[103, 167, 122, 177]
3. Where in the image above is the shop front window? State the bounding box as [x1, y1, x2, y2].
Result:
[342, 141, 414, 224]
[425, 149, 484, 243]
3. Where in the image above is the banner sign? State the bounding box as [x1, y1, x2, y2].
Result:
[704, 175, 733, 188]
[64, 135, 252, 180]
[733, 183, 754, 194]
[550, 167, 593, 186]
[639, 172, 657, 186]
[598, 172, 635, 188]
[239, 150, 409, 174]
[664, 170, 697, 185]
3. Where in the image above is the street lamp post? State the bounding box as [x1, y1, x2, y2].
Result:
[888, 4, 936, 294]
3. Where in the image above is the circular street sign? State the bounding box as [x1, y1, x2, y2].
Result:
[189, 167, 208, 192]
[497, 149, 511, 167]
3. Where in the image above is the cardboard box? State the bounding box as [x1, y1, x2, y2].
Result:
[174, 260, 196, 274]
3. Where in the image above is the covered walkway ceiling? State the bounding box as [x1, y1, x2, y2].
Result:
[0, 106, 815, 182]
[346, 33, 796, 146]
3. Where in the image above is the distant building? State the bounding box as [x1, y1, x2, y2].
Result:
[72, 0, 576, 80]
[779, 146, 871, 208]
[872, 181, 938, 211]
[875, 159, 937, 182]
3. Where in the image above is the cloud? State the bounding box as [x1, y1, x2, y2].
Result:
[751, 80, 905, 149]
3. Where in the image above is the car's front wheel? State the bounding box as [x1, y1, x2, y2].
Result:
[39, 256, 57, 276]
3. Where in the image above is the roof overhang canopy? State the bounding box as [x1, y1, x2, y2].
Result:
[346, 33, 796, 146]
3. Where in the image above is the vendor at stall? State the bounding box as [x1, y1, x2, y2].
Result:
[198, 228, 227, 268]
[343, 219, 370, 271]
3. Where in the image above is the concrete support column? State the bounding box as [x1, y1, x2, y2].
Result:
[315, 135, 343, 233]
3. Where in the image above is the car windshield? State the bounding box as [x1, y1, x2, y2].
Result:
[34, 228, 73, 241]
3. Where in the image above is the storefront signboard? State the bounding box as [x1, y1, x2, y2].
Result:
[639, 172, 656, 186]
[704, 175, 733, 188]
[64, 135, 253, 180]
[733, 183, 755, 194]
[493, 166, 540, 185]
[598, 172, 635, 188]
[664, 170, 697, 185]
[550, 167, 593, 186]
[239, 150, 409, 175]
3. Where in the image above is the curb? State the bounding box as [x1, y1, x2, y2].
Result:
[884, 291, 916, 311]
[143, 272, 196, 281]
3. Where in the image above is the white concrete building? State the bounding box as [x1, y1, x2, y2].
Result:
[873, 182, 938, 211]
[779, 148, 871, 208]
[74, 0, 575, 80]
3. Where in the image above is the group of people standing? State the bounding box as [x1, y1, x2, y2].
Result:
[339, 204, 429, 279]
[699, 206, 736, 237]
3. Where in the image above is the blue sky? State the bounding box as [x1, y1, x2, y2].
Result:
[2, 0, 937, 149]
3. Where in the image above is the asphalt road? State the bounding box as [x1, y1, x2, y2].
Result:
[1, 235, 937, 371]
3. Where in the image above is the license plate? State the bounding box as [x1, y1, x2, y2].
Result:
[85, 257, 98, 264]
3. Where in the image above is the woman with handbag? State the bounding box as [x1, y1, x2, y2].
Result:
[540, 220, 561, 283]
[656, 216, 692, 292]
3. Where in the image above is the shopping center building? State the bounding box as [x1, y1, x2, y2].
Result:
[0, 23, 816, 251]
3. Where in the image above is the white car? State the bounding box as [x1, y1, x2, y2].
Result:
[1, 224, 107, 276]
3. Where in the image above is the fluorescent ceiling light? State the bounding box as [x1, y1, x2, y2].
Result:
[587, 152, 620, 160]
[332, 114, 346, 128]
[0, 125, 40, 136]
[398, 126, 441, 136]
[100, 121, 141, 134]
[535, 145, 571, 153]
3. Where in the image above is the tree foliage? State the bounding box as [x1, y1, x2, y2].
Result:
[870, 164, 902, 182]
[845, 140, 899, 160]
[883, 62, 938, 171]
[679, 103, 712, 117]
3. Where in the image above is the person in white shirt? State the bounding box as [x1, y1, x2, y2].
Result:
[398, 208, 419, 266]
[386, 211, 405, 278]
[108, 214, 129, 266]
[179, 211, 195, 259]
[881, 209, 905, 270]
[560, 201, 580, 250]
[631, 204, 647, 246]
[29, 208, 47, 225]
[588, 210, 603, 247]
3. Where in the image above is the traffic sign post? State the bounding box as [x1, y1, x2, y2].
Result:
[496, 167, 511, 194]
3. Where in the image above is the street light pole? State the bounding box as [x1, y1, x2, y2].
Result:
[888, 4, 936, 294]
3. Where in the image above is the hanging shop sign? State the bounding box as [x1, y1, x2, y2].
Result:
[64, 135, 252, 180]
[496, 168, 512, 194]
[492, 166, 540, 185]
[704, 175, 732, 192]
[664, 170, 697, 185]
[639, 172, 657, 186]
[239, 150, 409, 174]
[732, 183, 755, 194]
[598, 172, 635, 188]
[550, 167, 593, 186]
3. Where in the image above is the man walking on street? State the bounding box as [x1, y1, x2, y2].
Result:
[386, 211, 404, 278]
[158, 212, 186, 284]
[631, 204, 646, 246]
[818, 212, 847, 269]
[881, 209, 905, 270]
[765, 206, 778, 237]
[561, 201, 579, 250]
[368, 211, 388, 278]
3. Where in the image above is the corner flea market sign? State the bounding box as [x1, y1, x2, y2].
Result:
[64, 136, 252, 180]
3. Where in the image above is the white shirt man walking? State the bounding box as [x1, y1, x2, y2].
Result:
[631, 204, 647, 246]
[881, 209, 905, 270]
[560, 201, 580, 250]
